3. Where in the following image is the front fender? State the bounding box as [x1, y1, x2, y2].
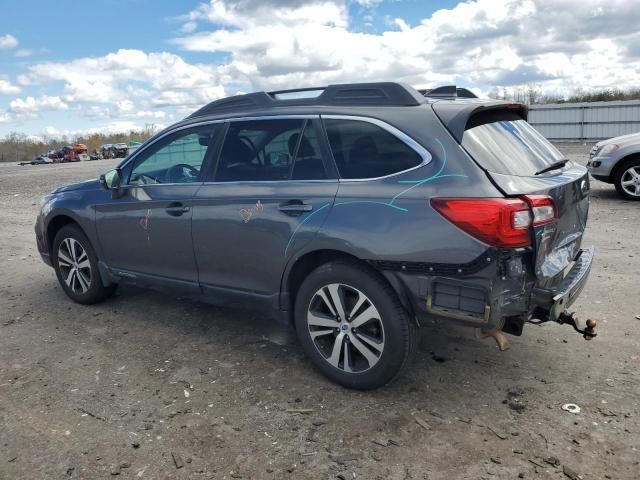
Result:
[42, 190, 101, 258]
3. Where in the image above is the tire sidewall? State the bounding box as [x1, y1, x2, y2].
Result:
[52, 225, 104, 304]
[614, 158, 640, 201]
[294, 261, 410, 389]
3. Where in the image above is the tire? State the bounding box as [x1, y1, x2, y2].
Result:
[294, 260, 416, 390]
[52, 225, 116, 304]
[613, 158, 640, 200]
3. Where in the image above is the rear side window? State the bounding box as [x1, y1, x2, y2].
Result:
[324, 119, 423, 179]
[215, 119, 326, 181]
[461, 111, 565, 176]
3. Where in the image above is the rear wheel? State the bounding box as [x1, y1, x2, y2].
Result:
[614, 158, 640, 200]
[294, 260, 416, 389]
[52, 225, 116, 304]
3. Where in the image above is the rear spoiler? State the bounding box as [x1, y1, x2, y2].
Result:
[431, 101, 528, 143]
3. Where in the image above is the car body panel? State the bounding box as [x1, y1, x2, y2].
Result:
[35, 83, 594, 335]
[488, 163, 590, 284]
[192, 180, 338, 296]
[587, 131, 640, 181]
[36, 181, 104, 264]
[94, 184, 202, 285]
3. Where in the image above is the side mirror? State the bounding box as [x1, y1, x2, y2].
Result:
[100, 168, 122, 190]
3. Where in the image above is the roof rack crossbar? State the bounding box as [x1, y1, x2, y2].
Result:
[189, 82, 426, 118]
[269, 86, 327, 96]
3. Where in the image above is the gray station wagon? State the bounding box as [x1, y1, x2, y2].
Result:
[35, 83, 595, 389]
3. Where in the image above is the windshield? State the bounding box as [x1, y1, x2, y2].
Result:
[461, 111, 565, 176]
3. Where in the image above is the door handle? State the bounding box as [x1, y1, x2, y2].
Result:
[278, 202, 313, 215]
[166, 202, 190, 216]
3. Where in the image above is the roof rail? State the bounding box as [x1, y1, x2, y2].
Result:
[188, 82, 426, 118]
[419, 86, 478, 99]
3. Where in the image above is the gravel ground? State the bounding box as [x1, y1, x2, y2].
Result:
[1, 145, 639, 480]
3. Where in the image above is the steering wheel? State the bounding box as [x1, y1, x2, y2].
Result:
[166, 163, 199, 183]
[238, 135, 262, 165]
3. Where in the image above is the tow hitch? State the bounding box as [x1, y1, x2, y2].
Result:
[556, 311, 597, 340]
[528, 310, 597, 340]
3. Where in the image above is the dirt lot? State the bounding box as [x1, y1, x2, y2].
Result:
[1, 145, 639, 480]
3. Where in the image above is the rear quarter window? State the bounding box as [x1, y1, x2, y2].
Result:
[324, 118, 423, 179]
[461, 110, 565, 176]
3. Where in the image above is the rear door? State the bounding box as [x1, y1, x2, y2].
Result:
[460, 110, 590, 286]
[192, 117, 338, 299]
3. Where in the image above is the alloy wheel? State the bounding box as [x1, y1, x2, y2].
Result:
[307, 283, 385, 373]
[620, 165, 640, 197]
[57, 237, 92, 295]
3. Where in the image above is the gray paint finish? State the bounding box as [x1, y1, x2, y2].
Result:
[35, 82, 594, 334]
[95, 183, 202, 283]
[192, 181, 338, 294]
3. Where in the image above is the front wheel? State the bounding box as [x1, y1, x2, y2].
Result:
[52, 225, 116, 304]
[614, 158, 640, 200]
[294, 260, 416, 390]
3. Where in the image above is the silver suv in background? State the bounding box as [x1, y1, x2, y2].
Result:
[587, 132, 640, 200]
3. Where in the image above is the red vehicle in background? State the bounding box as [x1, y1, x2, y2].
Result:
[62, 146, 79, 162]
[47, 144, 88, 163]
[47, 150, 63, 162]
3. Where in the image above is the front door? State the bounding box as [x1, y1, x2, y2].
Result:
[95, 124, 220, 285]
[192, 117, 338, 300]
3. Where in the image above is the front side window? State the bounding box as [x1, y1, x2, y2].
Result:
[324, 119, 423, 179]
[129, 125, 218, 185]
[215, 119, 326, 181]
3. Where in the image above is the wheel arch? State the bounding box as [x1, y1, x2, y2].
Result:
[281, 248, 415, 326]
[47, 214, 87, 251]
[611, 152, 640, 182]
[46, 212, 113, 287]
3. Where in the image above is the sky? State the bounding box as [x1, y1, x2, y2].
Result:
[0, 0, 639, 139]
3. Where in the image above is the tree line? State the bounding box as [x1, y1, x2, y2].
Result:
[3, 86, 640, 163]
[0, 127, 156, 163]
[489, 85, 640, 105]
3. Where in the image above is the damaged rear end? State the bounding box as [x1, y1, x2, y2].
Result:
[432, 101, 595, 343]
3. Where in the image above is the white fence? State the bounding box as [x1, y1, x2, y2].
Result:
[528, 99, 640, 141]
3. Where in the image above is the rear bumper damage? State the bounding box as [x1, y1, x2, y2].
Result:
[380, 246, 596, 350]
[532, 246, 594, 322]
[527, 246, 597, 341]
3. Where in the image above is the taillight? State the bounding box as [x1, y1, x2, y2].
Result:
[523, 195, 556, 226]
[430, 198, 532, 247]
[430, 196, 557, 248]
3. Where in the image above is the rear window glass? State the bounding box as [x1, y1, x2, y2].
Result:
[461, 111, 565, 176]
[324, 119, 423, 179]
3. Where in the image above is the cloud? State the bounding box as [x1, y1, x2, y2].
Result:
[42, 121, 167, 139]
[182, 0, 348, 29]
[173, 0, 640, 94]
[4, 0, 640, 136]
[0, 78, 21, 95]
[352, 0, 382, 6]
[14, 48, 33, 57]
[9, 95, 69, 115]
[0, 112, 10, 123]
[0, 34, 18, 49]
[24, 49, 226, 107]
